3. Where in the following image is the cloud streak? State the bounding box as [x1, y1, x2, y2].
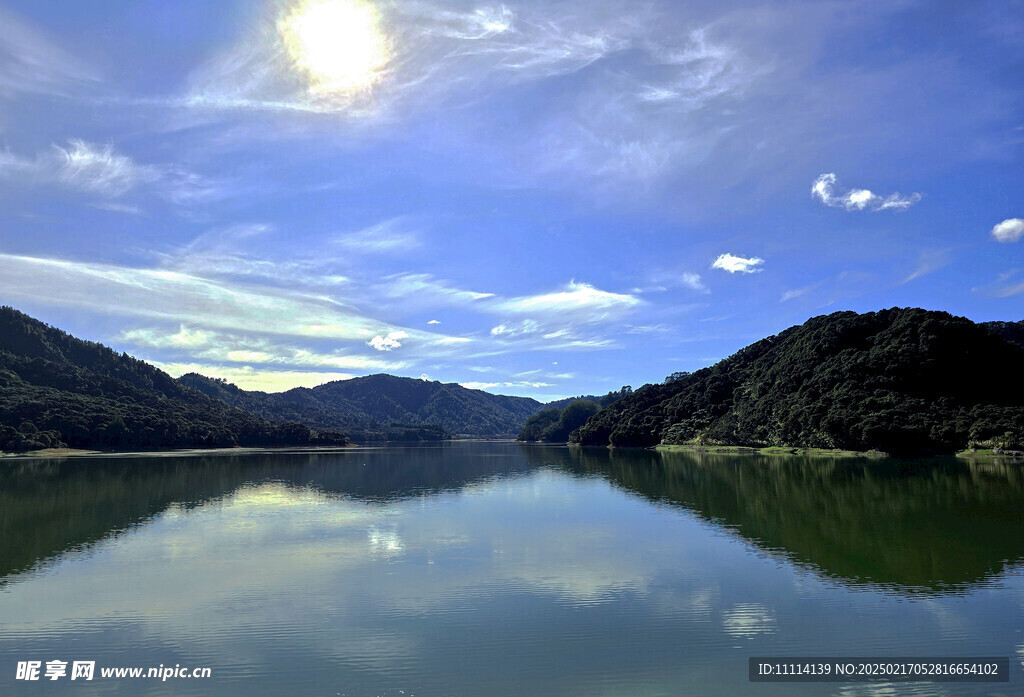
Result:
[0, 253, 431, 344]
[496, 281, 641, 319]
[0, 140, 159, 197]
[811, 173, 921, 211]
[181, 0, 635, 118]
[0, 7, 98, 97]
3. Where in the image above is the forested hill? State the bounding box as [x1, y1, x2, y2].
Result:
[179, 372, 542, 439]
[0, 307, 346, 452]
[982, 320, 1024, 349]
[572, 308, 1024, 455]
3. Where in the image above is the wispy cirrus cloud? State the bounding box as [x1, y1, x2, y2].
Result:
[712, 253, 763, 274]
[0, 140, 159, 197]
[972, 270, 1024, 298]
[0, 140, 238, 209]
[181, 0, 636, 118]
[378, 273, 495, 306]
[0, 252, 431, 344]
[122, 325, 406, 372]
[496, 281, 641, 319]
[901, 249, 951, 284]
[0, 7, 99, 97]
[811, 173, 921, 211]
[333, 218, 422, 253]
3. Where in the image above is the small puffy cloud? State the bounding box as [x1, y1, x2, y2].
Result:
[811, 173, 921, 212]
[367, 330, 409, 351]
[712, 253, 764, 274]
[681, 272, 707, 292]
[427, 319, 441, 325]
[992, 218, 1024, 243]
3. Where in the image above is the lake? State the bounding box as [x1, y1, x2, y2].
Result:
[1, 441, 1022, 696]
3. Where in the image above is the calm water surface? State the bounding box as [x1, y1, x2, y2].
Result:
[1, 442, 1023, 696]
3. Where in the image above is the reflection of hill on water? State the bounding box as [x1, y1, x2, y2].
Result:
[540, 445, 1024, 594]
[7, 442, 1023, 596]
[0, 444, 540, 583]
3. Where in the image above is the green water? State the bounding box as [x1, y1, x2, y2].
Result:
[1, 442, 1022, 695]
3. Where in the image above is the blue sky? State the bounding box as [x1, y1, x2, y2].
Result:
[0, 0, 1021, 400]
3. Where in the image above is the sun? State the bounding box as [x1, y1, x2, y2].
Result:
[280, 0, 389, 95]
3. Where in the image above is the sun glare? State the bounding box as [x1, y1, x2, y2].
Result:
[280, 0, 389, 95]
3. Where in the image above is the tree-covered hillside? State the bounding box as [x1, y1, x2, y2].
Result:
[180, 372, 542, 439]
[518, 400, 600, 443]
[572, 308, 1024, 455]
[0, 307, 347, 452]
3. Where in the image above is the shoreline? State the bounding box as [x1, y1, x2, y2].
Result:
[654, 444, 889, 458]
[0, 444, 360, 461]
[656, 443, 1024, 462]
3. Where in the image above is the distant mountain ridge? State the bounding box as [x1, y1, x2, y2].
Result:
[572, 308, 1024, 455]
[0, 307, 346, 452]
[178, 372, 543, 439]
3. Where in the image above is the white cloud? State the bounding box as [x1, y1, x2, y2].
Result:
[381, 273, 495, 305]
[490, 320, 541, 337]
[459, 381, 500, 390]
[0, 253, 436, 345]
[427, 319, 441, 325]
[780, 286, 813, 302]
[459, 380, 553, 391]
[0, 8, 98, 97]
[811, 173, 921, 212]
[681, 272, 707, 292]
[367, 331, 409, 351]
[0, 140, 159, 198]
[334, 218, 421, 253]
[496, 281, 641, 319]
[712, 253, 764, 274]
[122, 325, 215, 349]
[55, 140, 157, 196]
[902, 250, 951, 284]
[122, 325, 408, 372]
[0, 140, 232, 208]
[992, 218, 1024, 243]
[182, 1, 635, 118]
[972, 270, 1024, 298]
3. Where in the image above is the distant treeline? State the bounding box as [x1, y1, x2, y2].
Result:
[179, 372, 541, 440]
[571, 308, 1024, 455]
[517, 387, 632, 442]
[0, 307, 347, 452]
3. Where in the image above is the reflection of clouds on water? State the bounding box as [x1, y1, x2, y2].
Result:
[834, 684, 950, 697]
[367, 526, 404, 557]
[650, 585, 719, 620]
[721, 603, 776, 638]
